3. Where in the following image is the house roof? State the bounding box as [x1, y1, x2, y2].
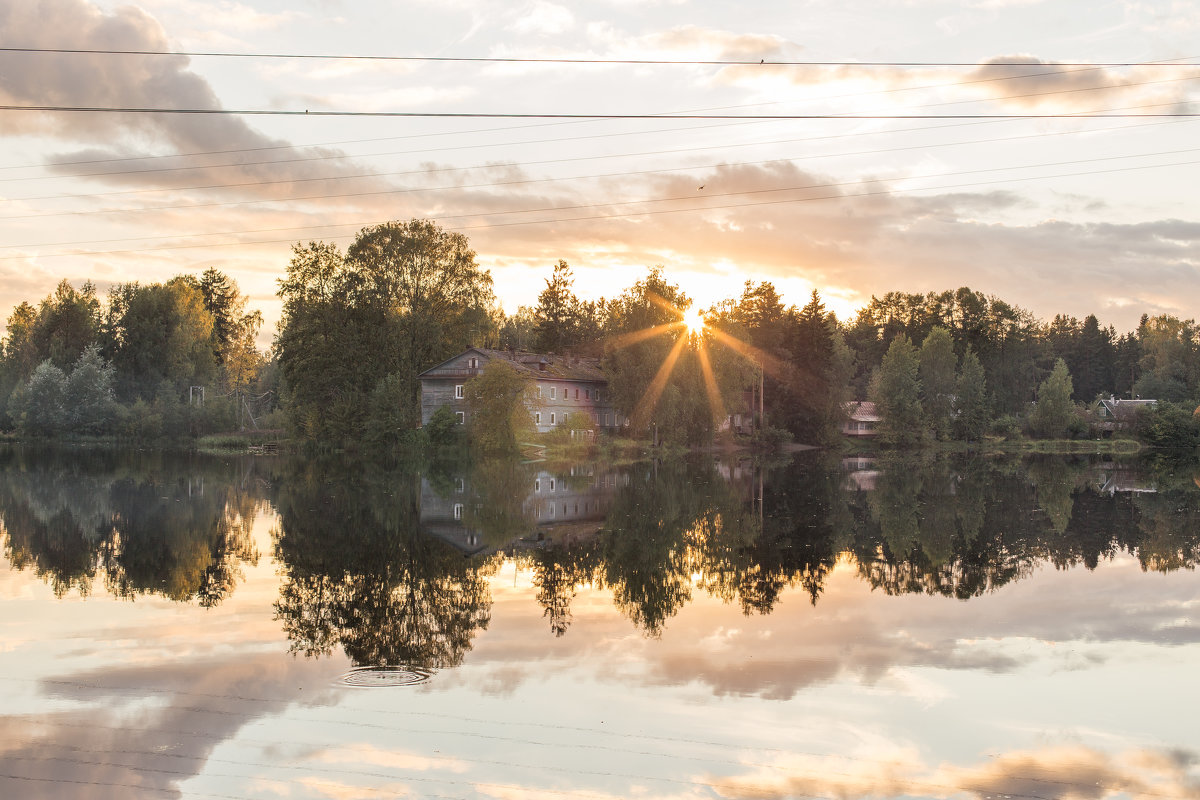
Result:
[418, 347, 608, 383]
[1100, 397, 1157, 419]
[844, 401, 881, 423]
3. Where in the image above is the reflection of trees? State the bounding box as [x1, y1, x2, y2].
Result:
[846, 453, 1200, 597]
[527, 457, 842, 635]
[272, 459, 493, 668]
[0, 447, 260, 605]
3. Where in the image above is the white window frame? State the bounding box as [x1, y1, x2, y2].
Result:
[453, 503, 463, 520]
[455, 478, 465, 493]
[454, 384, 464, 399]
[550, 412, 556, 425]
[550, 386, 557, 400]
[534, 479, 541, 492]
[549, 478, 556, 491]
[468, 357, 478, 368]
[456, 411, 465, 424]
[535, 412, 542, 425]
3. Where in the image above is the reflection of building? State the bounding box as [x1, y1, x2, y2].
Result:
[417, 348, 625, 434]
[841, 401, 880, 437]
[1095, 464, 1157, 495]
[840, 456, 879, 491]
[419, 466, 627, 554]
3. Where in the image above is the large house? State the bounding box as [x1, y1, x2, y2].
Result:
[417, 348, 625, 434]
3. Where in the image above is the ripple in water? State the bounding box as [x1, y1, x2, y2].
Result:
[339, 666, 434, 687]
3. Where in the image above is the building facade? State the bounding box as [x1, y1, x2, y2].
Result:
[417, 347, 625, 434]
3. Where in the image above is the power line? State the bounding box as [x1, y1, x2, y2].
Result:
[4, 125, 1195, 223]
[7, 104, 1190, 204]
[3, 154, 1194, 261]
[2, 46, 1197, 68]
[8, 73, 1198, 184]
[3, 104, 1198, 119]
[2, 62, 1191, 174]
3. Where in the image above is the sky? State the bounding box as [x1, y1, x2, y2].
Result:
[2, 0, 1199, 341]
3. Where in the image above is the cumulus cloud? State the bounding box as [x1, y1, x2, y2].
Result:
[0, 0, 391, 197]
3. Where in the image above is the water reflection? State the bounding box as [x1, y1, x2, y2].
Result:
[0, 446, 261, 605]
[271, 457, 493, 669]
[3, 445, 1199, 665]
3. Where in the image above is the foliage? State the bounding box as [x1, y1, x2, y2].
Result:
[602, 269, 738, 445]
[871, 335, 924, 447]
[919, 327, 957, 440]
[1029, 358, 1077, 439]
[464, 360, 536, 453]
[533, 260, 600, 354]
[275, 220, 495, 441]
[104, 278, 218, 402]
[425, 405, 465, 449]
[953, 348, 990, 441]
[1141, 403, 1200, 449]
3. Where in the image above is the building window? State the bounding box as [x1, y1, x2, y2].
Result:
[550, 412, 556, 425]
[468, 357, 478, 369]
[454, 384, 464, 399]
[534, 479, 541, 492]
[574, 388, 579, 400]
[535, 412, 542, 425]
[455, 478, 464, 493]
[453, 503, 463, 520]
[456, 411, 465, 424]
[596, 390, 602, 402]
[605, 413, 612, 426]
[550, 386, 557, 400]
[549, 478, 556, 491]
[537, 386, 543, 398]
[585, 389, 591, 400]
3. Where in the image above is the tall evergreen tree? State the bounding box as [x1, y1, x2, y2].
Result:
[953, 348, 990, 441]
[918, 326, 957, 440]
[872, 335, 924, 447]
[1030, 358, 1076, 438]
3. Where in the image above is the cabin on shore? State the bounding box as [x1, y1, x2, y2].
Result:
[841, 401, 881, 437]
[417, 347, 626, 435]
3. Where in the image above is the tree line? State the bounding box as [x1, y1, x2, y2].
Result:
[3, 217, 1199, 446]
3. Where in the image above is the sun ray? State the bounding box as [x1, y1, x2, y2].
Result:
[696, 338, 728, 426]
[602, 322, 681, 352]
[705, 325, 790, 379]
[630, 332, 689, 430]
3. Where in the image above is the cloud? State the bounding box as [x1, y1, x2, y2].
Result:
[0, 653, 343, 800]
[508, 1, 575, 36]
[713, 744, 1200, 800]
[0, 0, 384, 196]
[586, 23, 797, 62]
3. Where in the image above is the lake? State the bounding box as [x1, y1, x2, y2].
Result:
[2, 444, 1198, 800]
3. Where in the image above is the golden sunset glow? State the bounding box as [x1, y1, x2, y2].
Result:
[683, 308, 707, 337]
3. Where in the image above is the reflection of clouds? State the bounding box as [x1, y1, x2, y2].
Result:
[712, 745, 1200, 800]
[0, 654, 341, 799]
[468, 555, 1200, 700]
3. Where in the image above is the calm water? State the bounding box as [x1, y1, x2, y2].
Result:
[2, 444, 1199, 799]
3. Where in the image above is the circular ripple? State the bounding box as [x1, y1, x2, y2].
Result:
[339, 666, 434, 688]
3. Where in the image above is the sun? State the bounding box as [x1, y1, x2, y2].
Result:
[682, 308, 706, 336]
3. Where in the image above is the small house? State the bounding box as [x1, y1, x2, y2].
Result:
[841, 401, 881, 437]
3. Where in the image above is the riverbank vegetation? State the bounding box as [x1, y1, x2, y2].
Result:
[3, 218, 1199, 451]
